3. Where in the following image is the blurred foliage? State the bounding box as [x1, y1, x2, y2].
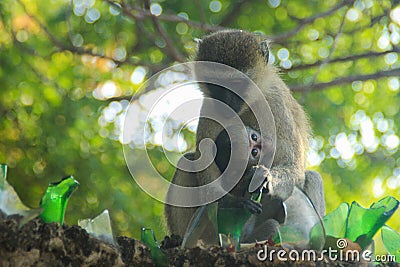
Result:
[0, 0, 399, 241]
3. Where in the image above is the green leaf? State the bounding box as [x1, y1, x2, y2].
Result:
[381, 225, 400, 261]
[140, 228, 168, 267]
[323, 203, 349, 238]
[39, 176, 79, 224]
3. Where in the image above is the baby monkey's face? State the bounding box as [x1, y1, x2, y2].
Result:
[214, 126, 274, 175]
[247, 127, 275, 172]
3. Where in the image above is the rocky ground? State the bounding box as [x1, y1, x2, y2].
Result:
[0, 212, 398, 267]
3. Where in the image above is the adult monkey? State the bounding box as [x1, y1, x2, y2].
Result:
[164, 30, 325, 244]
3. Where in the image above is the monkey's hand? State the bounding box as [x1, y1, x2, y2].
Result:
[252, 165, 273, 195]
[219, 194, 262, 214]
[252, 165, 297, 201]
[242, 199, 262, 214]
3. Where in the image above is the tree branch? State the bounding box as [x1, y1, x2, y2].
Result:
[290, 68, 400, 92]
[220, 0, 247, 26]
[305, 4, 348, 95]
[195, 0, 207, 25]
[104, 0, 355, 45]
[143, 0, 186, 62]
[270, 0, 354, 42]
[103, 0, 229, 32]
[62, 46, 166, 72]
[290, 48, 400, 71]
[15, 0, 166, 72]
[16, 0, 66, 49]
[10, 29, 68, 93]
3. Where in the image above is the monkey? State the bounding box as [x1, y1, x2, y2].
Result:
[164, 30, 325, 244]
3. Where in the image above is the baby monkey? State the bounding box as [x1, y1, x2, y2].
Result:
[164, 126, 274, 248]
[214, 126, 273, 215]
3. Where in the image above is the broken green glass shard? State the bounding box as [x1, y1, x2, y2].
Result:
[217, 188, 264, 250]
[0, 163, 31, 216]
[346, 197, 399, 249]
[182, 181, 266, 250]
[278, 187, 325, 251]
[0, 164, 7, 190]
[381, 225, 400, 261]
[218, 207, 251, 250]
[141, 228, 168, 267]
[39, 176, 79, 224]
[181, 203, 218, 248]
[78, 209, 116, 246]
[323, 203, 349, 238]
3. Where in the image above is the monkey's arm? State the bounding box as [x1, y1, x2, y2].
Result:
[164, 152, 199, 238]
[164, 152, 221, 245]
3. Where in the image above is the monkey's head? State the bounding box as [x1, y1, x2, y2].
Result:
[196, 30, 269, 74]
[195, 30, 270, 117]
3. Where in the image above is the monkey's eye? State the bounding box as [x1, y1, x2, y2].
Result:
[251, 148, 259, 157]
[251, 133, 258, 142]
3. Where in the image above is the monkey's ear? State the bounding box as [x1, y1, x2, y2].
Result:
[194, 38, 203, 51]
[260, 40, 269, 63]
[194, 38, 203, 44]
